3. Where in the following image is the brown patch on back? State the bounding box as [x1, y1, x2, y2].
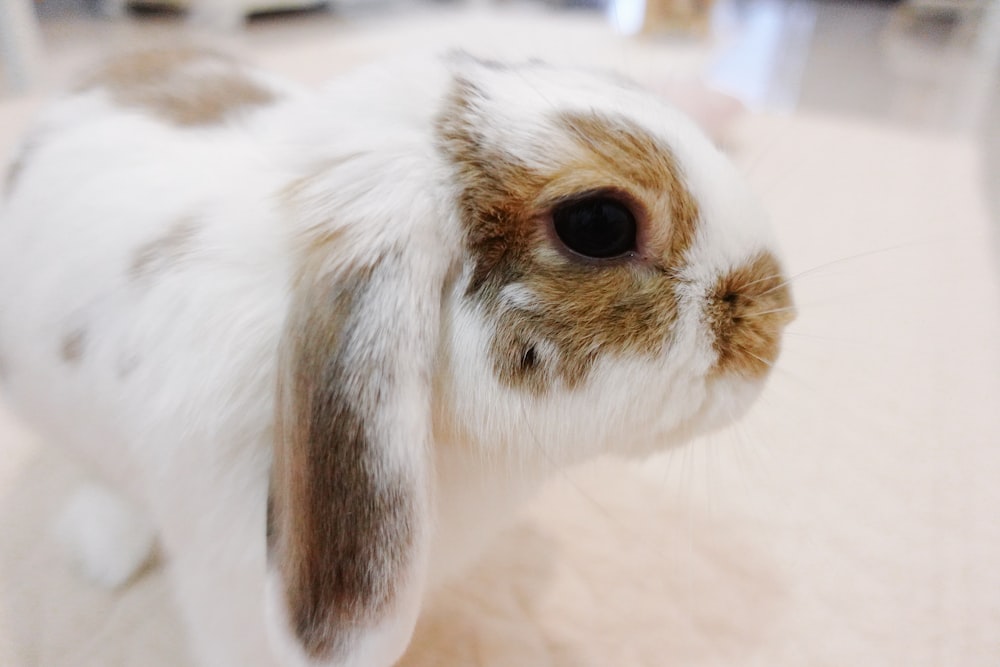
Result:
[708, 251, 794, 378]
[435, 77, 699, 392]
[60, 328, 86, 364]
[130, 217, 199, 281]
[270, 260, 415, 660]
[79, 47, 277, 127]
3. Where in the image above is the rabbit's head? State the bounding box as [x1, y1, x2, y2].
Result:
[266, 53, 793, 667]
[435, 55, 793, 462]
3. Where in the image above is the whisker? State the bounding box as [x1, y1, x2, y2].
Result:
[515, 397, 626, 535]
[515, 399, 691, 571]
[783, 331, 848, 341]
[740, 272, 784, 290]
[739, 305, 799, 319]
[723, 398, 785, 506]
[756, 355, 841, 395]
[781, 330, 881, 348]
[719, 410, 758, 501]
[699, 423, 719, 516]
[760, 359, 942, 462]
[755, 242, 929, 298]
[742, 348, 776, 368]
[718, 242, 927, 303]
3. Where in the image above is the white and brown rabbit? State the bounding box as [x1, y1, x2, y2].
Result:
[0, 47, 793, 667]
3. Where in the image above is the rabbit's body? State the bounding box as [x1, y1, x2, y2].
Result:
[0, 52, 494, 665]
[0, 49, 793, 667]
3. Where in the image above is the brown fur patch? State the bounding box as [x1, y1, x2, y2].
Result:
[79, 47, 277, 127]
[270, 260, 414, 660]
[489, 265, 681, 391]
[708, 251, 794, 378]
[435, 77, 699, 392]
[60, 328, 86, 364]
[130, 217, 199, 281]
[556, 112, 700, 259]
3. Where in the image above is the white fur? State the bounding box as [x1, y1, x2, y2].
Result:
[55, 484, 157, 588]
[0, 52, 784, 667]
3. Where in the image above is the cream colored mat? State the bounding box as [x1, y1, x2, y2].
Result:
[1, 10, 999, 667]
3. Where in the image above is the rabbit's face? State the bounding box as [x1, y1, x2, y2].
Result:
[435, 58, 794, 460]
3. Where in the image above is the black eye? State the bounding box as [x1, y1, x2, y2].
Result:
[552, 196, 637, 259]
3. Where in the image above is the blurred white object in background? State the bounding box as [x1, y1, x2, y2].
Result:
[0, 0, 43, 92]
[100, 0, 329, 29]
[608, 0, 716, 37]
[982, 0, 1000, 57]
[707, 0, 816, 112]
[607, 0, 646, 35]
[880, 0, 1000, 131]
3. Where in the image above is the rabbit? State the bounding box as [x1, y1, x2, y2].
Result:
[0, 47, 794, 667]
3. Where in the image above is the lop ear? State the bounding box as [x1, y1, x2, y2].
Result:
[267, 226, 447, 666]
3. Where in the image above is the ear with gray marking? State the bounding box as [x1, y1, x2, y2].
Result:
[266, 237, 446, 666]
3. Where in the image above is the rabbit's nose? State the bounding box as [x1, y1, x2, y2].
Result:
[706, 251, 795, 378]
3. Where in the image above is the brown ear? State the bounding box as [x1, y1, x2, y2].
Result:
[268, 248, 442, 664]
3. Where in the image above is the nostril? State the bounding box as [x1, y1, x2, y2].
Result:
[720, 291, 747, 326]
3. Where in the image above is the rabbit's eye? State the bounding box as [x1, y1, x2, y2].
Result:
[552, 196, 637, 260]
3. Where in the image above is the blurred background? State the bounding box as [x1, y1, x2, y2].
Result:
[3, 0, 998, 113]
[4, 0, 1000, 130]
[1, 0, 999, 666]
[2, 0, 998, 237]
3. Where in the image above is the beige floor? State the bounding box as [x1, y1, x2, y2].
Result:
[1, 3, 999, 666]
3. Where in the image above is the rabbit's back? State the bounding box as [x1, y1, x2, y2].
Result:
[0, 54, 295, 505]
